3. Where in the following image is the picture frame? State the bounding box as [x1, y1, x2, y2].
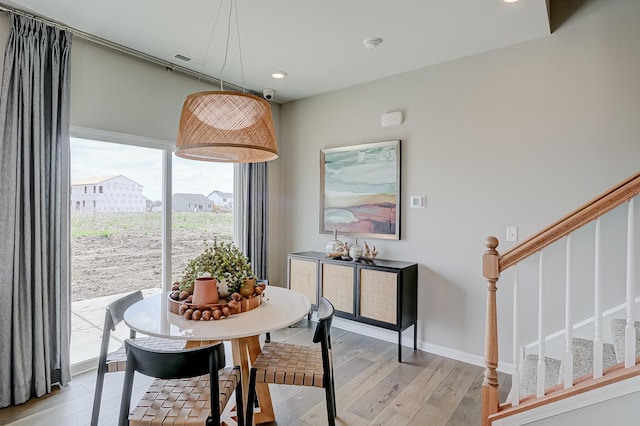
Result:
[320, 140, 401, 240]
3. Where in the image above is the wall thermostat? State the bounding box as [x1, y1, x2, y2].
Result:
[410, 195, 426, 208]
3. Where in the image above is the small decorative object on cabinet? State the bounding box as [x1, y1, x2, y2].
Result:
[325, 229, 344, 258]
[287, 251, 417, 362]
[348, 238, 363, 261]
[362, 240, 379, 260]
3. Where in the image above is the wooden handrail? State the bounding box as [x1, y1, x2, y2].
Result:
[499, 171, 640, 272]
[481, 170, 640, 425]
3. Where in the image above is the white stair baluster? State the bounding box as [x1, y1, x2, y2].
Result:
[537, 251, 546, 398]
[625, 198, 636, 368]
[512, 264, 520, 406]
[563, 235, 574, 389]
[593, 218, 604, 379]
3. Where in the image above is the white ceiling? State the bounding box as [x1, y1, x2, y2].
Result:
[2, 0, 550, 103]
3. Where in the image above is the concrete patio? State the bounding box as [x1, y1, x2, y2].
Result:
[70, 288, 162, 374]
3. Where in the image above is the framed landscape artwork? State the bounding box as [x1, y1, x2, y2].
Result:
[320, 140, 401, 240]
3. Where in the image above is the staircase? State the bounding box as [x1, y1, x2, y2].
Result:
[481, 171, 640, 425]
[513, 320, 639, 400]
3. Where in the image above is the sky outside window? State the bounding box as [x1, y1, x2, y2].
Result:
[70, 138, 233, 201]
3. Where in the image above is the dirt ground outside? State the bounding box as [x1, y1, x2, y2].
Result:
[71, 212, 233, 301]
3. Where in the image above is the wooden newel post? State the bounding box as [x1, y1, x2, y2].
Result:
[482, 236, 500, 425]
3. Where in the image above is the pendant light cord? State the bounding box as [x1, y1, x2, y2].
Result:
[219, 0, 246, 93]
[200, 0, 224, 89]
[219, 0, 233, 91]
[234, 0, 247, 93]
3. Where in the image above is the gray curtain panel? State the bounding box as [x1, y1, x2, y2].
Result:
[236, 162, 269, 280]
[0, 13, 72, 407]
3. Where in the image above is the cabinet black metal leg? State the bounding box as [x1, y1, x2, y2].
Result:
[398, 331, 402, 362]
[414, 323, 417, 350]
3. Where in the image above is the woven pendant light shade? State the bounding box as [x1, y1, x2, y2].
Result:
[176, 91, 278, 163]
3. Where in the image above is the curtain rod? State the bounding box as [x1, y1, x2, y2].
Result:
[0, 3, 254, 95]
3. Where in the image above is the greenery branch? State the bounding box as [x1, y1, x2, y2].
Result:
[179, 239, 256, 295]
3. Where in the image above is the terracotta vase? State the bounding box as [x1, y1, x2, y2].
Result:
[239, 278, 257, 298]
[192, 277, 219, 305]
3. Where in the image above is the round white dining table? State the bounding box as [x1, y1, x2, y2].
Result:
[124, 285, 311, 425]
[125, 285, 311, 341]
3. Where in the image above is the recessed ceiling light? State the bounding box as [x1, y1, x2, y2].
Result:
[503, 0, 520, 3]
[271, 71, 287, 79]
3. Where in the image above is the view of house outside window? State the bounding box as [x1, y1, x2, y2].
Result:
[171, 153, 235, 287]
[69, 138, 234, 302]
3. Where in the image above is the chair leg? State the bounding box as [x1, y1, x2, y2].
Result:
[90, 364, 107, 426]
[331, 375, 337, 417]
[117, 368, 135, 426]
[234, 366, 244, 426]
[324, 384, 336, 426]
[245, 368, 257, 426]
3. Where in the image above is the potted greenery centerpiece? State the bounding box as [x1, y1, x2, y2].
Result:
[178, 239, 256, 299]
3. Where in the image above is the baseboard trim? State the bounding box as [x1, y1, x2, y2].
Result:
[71, 357, 98, 377]
[331, 317, 514, 374]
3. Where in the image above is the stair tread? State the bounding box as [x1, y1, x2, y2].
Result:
[518, 354, 561, 397]
[610, 319, 640, 363]
[557, 337, 617, 383]
[513, 318, 640, 398]
[517, 338, 619, 397]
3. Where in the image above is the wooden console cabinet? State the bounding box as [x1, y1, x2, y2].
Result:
[287, 251, 418, 362]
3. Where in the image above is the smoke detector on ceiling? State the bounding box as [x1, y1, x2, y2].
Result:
[363, 38, 383, 50]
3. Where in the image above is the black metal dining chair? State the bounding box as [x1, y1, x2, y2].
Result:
[91, 290, 185, 426]
[118, 339, 244, 426]
[245, 297, 336, 426]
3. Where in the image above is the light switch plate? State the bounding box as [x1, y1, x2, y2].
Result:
[506, 226, 518, 242]
[410, 195, 426, 208]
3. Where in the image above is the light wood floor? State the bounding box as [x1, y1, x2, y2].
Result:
[0, 320, 511, 425]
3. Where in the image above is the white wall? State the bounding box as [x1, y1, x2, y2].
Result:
[276, 0, 640, 363]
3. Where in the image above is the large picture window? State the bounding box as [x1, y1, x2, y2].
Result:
[70, 138, 163, 303]
[171, 154, 234, 283]
[69, 135, 233, 368]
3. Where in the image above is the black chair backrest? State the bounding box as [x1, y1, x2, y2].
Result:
[124, 339, 226, 380]
[312, 298, 336, 403]
[119, 340, 231, 426]
[106, 290, 143, 331]
[313, 298, 335, 346]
